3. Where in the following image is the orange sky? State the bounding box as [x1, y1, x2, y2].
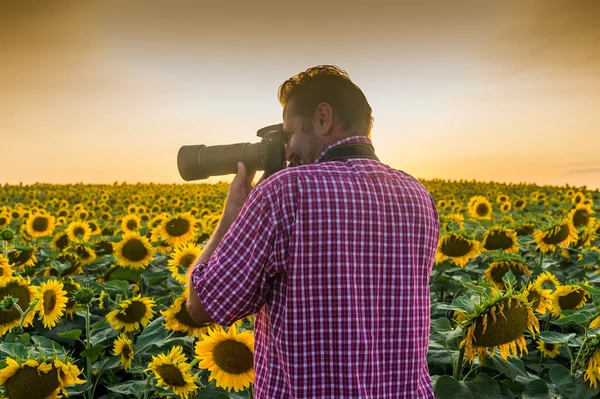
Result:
[1, 0, 599, 189]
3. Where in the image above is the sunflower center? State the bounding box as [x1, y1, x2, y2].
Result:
[484, 231, 514, 251]
[573, 209, 590, 228]
[115, 301, 147, 323]
[441, 235, 473, 257]
[32, 217, 49, 232]
[176, 302, 210, 328]
[126, 220, 138, 231]
[0, 217, 7, 225]
[156, 364, 186, 387]
[73, 226, 85, 238]
[6, 366, 61, 399]
[212, 339, 254, 374]
[43, 290, 57, 314]
[473, 298, 529, 347]
[122, 344, 133, 359]
[544, 343, 557, 351]
[8, 249, 33, 266]
[56, 234, 69, 250]
[527, 290, 541, 309]
[121, 239, 149, 262]
[542, 224, 570, 245]
[165, 218, 191, 237]
[490, 261, 527, 284]
[515, 200, 524, 208]
[476, 203, 489, 217]
[0, 286, 31, 324]
[179, 254, 196, 269]
[558, 289, 586, 311]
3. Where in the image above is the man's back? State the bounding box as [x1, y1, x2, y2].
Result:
[250, 139, 440, 398]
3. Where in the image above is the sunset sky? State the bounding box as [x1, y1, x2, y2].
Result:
[1, 1, 599, 188]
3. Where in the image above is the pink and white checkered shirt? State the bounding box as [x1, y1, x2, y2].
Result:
[192, 135, 440, 398]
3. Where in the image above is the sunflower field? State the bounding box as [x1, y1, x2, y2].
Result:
[0, 180, 598, 399]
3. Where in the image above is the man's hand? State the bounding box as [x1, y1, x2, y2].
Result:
[220, 162, 260, 228]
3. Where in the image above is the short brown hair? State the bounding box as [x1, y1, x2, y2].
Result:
[277, 65, 374, 136]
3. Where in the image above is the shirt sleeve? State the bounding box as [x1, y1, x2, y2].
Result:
[190, 184, 282, 327]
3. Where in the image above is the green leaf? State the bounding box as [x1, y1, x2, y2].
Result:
[482, 355, 537, 385]
[50, 260, 71, 277]
[0, 342, 28, 358]
[434, 374, 502, 399]
[549, 364, 598, 399]
[31, 336, 64, 357]
[551, 312, 589, 325]
[57, 329, 82, 341]
[4, 332, 17, 343]
[104, 280, 130, 295]
[65, 382, 93, 396]
[502, 270, 517, 289]
[17, 333, 30, 346]
[107, 380, 148, 399]
[92, 356, 121, 372]
[459, 281, 487, 294]
[135, 316, 169, 354]
[196, 386, 231, 399]
[537, 331, 576, 344]
[522, 379, 551, 399]
[81, 343, 105, 359]
[108, 267, 143, 283]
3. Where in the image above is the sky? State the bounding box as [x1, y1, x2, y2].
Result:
[1, 0, 599, 189]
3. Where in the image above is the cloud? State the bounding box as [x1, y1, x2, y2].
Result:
[565, 168, 600, 176]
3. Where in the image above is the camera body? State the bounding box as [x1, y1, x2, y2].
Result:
[177, 123, 288, 181]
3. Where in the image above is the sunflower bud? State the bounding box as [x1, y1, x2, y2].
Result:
[0, 228, 14, 241]
[0, 295, 18, 311]
[74, 286, 95, 305]
[10, 325, 24, 335]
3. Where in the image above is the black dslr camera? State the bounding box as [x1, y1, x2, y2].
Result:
[177, 123, 288, 181]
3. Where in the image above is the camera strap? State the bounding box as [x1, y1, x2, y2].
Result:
[320, 142, 379, 163]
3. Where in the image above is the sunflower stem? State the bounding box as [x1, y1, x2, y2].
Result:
[84, 304, 93, 399]
[572, 327, 588, 373]
[17, 299, 38, 328]
[189, 358, 199, 367]
[462, 364, 479, 381]
[453, 346, 465, 380]
[248, 383, 253, 399]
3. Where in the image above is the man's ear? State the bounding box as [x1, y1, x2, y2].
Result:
[314, 103, 333, 136]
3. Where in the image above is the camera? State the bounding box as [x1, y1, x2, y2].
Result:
[177, 123, 288, 181]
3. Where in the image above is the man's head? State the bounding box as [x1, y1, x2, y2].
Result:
[278, 65, 373, 166]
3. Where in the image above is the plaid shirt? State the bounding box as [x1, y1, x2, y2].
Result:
[191, 135, 440, 398]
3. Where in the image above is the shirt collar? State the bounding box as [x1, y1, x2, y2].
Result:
[314, 135, 373, 164]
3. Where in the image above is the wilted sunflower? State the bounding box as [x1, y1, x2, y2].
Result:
[533, 219, 578, 253]
[523, 282, 553, 315]
[113, 232, 155, 269]
[0, 276, 37, 335]
[50, 232, 70, 252]
[121, 213, 142, 234]
[24, 213, 56, 238]
[435, 231, 480, 267]
[459, 291, 539, 363]
[537, 339, 561, 358]
[569, 203, 596, 228]
[550, 283, 591, 317]
[483, 255, 531, 289]
[0, 254, 14, 285]
[0, 357, 85, 399]
[34, 279, 69, 329]
[468, 196, 493, 220]
[7, 245, 37, 269]
[162, 290, 213, 337]
[113, 333, 135, 370]
[160, 212, 197, 248]
[147, 345, 198, 399]
[107, 295, 156, 332]
[195, 325, 254, 392]
[66, 221, 92, 242]
[480, 226, 519, 253]
[168, 243, 202, 284]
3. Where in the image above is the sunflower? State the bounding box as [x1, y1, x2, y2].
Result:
[107, 295, 156, 332]
[121, 213, 142, 234]
[537, 340, 561, 358]
[440, 213, 464, 231]
[0, 276, 37, 335]
[575, 227, 596, 248]
[514, 222, 535, 237]
[496, 194, 509, 203]
[569, 203, 596, 228]
[162, 290, 213, 337]
[585, 345, 600, 388]
[589, 314, 600, 330]
[533, 219, 578, 253]
[483, 255, 531, 289]
[195, 325, 254, 392]
[435, 231, 480, 267]
[550, 284, 590, 317]
[500, 202, 512, 213]
[459, 292, 540, 363]
[0, 212, 11, 228]
[523, 282, 553, 315]
[0, 254, 14, 285]
[24, 213, 56, 238]
[34, 279, 69, 329]
[468, 196, 493, 220]
[160, 212, 197, 248]
[533, 271, 561, 292]
[480, 226, 519, 253]
[0, 357, 85, 399]
[50, 232, 70, 252]
[66, 221, 92, 242]
[513, 198, 527, 210]
[168, 243, 202, 284]
[436, 199, 449, 210]
[62, 277, 81, 320]
[113, 231, 155, 269]
[572, 192, 586, 205]
[113, 333, 135, 370]
[7, 246, 37, 269]
[147, 346, 198, 399]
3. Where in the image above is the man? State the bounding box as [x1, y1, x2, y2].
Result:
[187, 65, 440, 398]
